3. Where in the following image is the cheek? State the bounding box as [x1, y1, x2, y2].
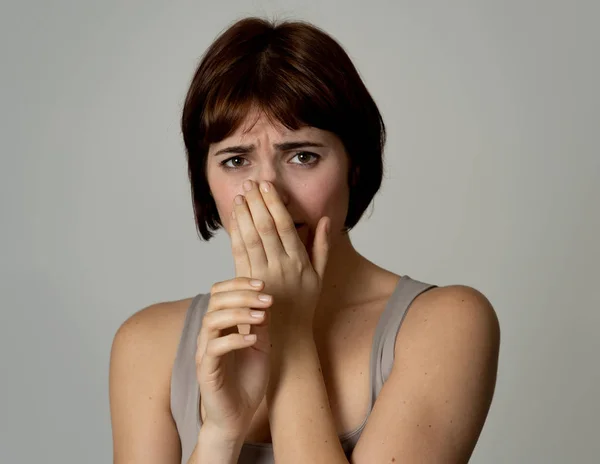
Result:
[307, 179, 342, 206]
[303, 175, 349, 224]
[211, 185, 241, 229]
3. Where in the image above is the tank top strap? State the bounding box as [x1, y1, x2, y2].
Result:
[370, 275, 437, 404]
[170, 292, 210, 463]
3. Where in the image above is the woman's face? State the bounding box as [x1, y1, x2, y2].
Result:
[205, 111, 351, 250]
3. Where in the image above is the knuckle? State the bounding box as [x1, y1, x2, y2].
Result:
[231, 244, 247, 257]
[210, 282, 219, 295]
[245, 235, 263, 249]
[294, 259, 306, 273]
[204, 340, 216, 356]
[279, 221, 296, 234]
[224, 333, 238, 343]
[256, 220, 276, 235]
[239, 277, 253, 286]
[240, 308, 252, 318]
[202, 311, 216, 328]
[210, 279, 229, 296]
[207, 294, 217, 311]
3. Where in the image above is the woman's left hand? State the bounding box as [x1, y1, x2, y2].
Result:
[229, 179, 330, 339]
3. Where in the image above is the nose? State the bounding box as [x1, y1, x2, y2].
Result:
[246, 177, 290, 206]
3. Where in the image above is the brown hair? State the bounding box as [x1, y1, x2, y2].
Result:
[181, 16, 387, 241]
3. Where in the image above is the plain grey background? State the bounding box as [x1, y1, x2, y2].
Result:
[1, 1, 598, 462]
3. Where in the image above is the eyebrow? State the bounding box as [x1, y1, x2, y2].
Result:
[212, 141, 326, 157]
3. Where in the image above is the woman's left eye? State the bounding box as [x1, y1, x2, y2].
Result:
[289, 151, 321, 166]
[219, 152, 321, 171]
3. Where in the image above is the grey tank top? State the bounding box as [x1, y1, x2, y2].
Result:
[170, 274, 436, 463]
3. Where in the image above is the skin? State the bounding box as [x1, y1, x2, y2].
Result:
[109, 107, 500, 463]
[204, 112, 387, 461]
[205, 108, 385, 315]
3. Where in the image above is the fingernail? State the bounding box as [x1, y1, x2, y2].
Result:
[260, 181, 270, 192]
[250, 279, 263, 287]
[258, 294, 272, 302]
[235, 195, 244, 205]
[250, 310, 265, 318]
[244, 334, 257, 341]
[243, 180, 253, 192]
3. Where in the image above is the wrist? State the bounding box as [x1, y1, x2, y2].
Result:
[197, 421, 245, 463]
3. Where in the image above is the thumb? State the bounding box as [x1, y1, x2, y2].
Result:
[311, 216, 330, 280]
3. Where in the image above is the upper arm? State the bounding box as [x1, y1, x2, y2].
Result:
[351, 285, 500, 463]
[109, 300, 190, 464]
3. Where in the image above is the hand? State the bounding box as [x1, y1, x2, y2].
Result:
[229, 179, 331, 337]
[195, 277, 273, 440]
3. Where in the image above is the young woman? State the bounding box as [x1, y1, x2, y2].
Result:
[109, 16, 500, 464]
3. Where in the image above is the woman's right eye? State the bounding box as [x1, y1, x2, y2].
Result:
[220, 156, 248, 171]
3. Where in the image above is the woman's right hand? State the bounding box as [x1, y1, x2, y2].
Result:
[195, 277, 273, 441]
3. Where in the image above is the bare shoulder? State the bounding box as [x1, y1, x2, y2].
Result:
[114, 296, 193, 343]
[111, 296, 194, 371]
[395, 284, 500, 457]
[397, 284, 500, 354]
[395, 284, 500, 374]
[109, 296, 195, 463]
[352, 284, 500, 462]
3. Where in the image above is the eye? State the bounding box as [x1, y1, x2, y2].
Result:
[289, 151, 321, 166]
[219, 152, 321, 171]
[220, 156, 249, 171]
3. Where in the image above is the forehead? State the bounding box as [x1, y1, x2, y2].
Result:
[224, 111, 326, 142]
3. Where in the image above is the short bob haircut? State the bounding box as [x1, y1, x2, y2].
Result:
[181, 16, 386, 241]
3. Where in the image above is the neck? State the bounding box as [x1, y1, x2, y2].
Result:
[315, 230, 375, 311]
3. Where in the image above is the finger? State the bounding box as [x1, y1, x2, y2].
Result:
[247, 312, 270, 352]
[242, 180, 285, 263]
[210, 277, 264, 296]
[199, 288, 272, 354]
[211, 276, 264, 336]
[200, 332, 258, 376]
[233, 194, 268, 269]
[202, 308, 267, 332]
[229, 210, 252, 278]
[258, 181, 308, 261]
[311, 216, 330, 280]
[229, 220, 253, 335]
[207, 289, 273, 315]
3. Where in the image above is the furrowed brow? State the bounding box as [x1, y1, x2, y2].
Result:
[213, 141, 325, 157]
